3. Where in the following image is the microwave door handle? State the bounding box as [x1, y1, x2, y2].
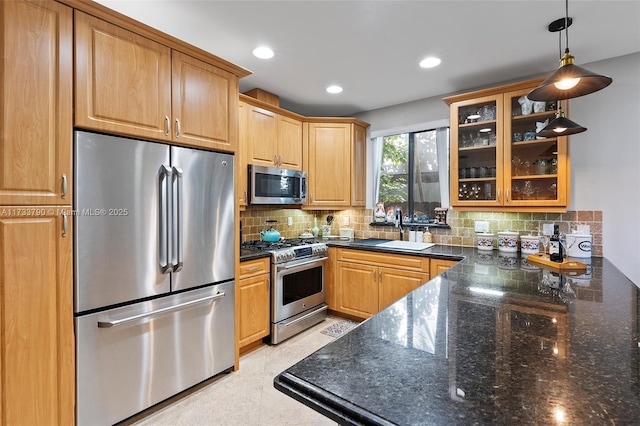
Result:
[295, 174, 304, 202]
[97, 292, 226, 328]
[159, 165, 172, 274]
[172, 166, 184, 272]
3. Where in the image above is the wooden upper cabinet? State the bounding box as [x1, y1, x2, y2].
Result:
[0, 0, 73, 205]
[171, 51, 238, 151]
[75, 11, 240, 152]
[74, 10, 172, 142]
[238, 101, 249, 208]
[277, 115, 303, 169]
[305, 123, 352, 208]
[246, 105, 279, 166]
[444, 78, 569, 212]
[351, 124, 367, 207]
[304, 120, 369, 209]
[0, 209, 74, 426]
[244, 102, 303, 170]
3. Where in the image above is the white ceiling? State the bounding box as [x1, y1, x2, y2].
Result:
[95, 0, 640, 117]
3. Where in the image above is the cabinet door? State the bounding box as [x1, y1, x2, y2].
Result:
[450, 95, 504, 208]
[0, 0, 72, 205]
[379, 268, 430, 311]
[430, 258, 458, 277]
[306, 123, 351, 207]
[238, 274, 270, 347]
[278, 115, 303, 170]
[75, 11, 172, 141]
[336, 261, 378, 318]
[238, 101, 249, 208]
[172, 51, 238, 152]
[246, 105, 278, 167]
[0, 209, 74, 426]
[351, 124, 367, 206]
[503, 88, 568, 208]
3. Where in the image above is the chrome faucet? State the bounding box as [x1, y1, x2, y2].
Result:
[395, 208, 404, 240]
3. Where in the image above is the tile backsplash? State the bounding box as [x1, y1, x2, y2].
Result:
[240, 207, 602, 256]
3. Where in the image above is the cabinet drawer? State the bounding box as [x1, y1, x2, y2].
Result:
[337, 248, 429, 273]
[239, 257, 270, 279]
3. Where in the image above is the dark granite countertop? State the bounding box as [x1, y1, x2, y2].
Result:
[275, 250, 640, 425]
[239, 249, 271, 262]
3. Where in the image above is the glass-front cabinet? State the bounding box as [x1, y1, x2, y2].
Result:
[445, 78, 569, 211]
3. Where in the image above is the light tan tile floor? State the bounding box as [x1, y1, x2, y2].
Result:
[127, 316, 343, 426]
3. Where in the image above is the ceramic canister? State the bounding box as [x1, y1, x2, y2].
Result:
[497, 231, 518, 253]
[520, 235, 540, 254]
[566, 234, 592, 258]
[477, 233, 494, 251]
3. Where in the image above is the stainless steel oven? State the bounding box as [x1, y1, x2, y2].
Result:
[272, 253, 328, 343]
[242, 238, 328, 344]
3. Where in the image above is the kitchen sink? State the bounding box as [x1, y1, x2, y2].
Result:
[375, 241, 435, 251]
[350, 239, 435, 251]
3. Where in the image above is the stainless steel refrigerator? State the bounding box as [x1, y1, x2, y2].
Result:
[73, 131, 235, 425]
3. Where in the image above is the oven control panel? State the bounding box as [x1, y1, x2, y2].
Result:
[273, 243, 327, 264]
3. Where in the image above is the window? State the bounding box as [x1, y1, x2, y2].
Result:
[373, 126, 449, 222]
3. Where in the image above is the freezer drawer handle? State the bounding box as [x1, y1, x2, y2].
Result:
[97, 292, 226, 328]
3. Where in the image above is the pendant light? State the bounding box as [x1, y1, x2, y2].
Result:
[537, 102, 586, 138]
[527, 0, 612, 101]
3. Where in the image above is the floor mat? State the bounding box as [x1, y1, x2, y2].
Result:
[320, 320, 359, 338]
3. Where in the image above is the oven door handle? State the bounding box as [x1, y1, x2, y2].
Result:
[97, 292, 225, 328]
[278, 256, 328, 270]
[282, 304, 328, 327]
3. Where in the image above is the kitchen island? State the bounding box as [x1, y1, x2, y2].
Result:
[274, 248, 640, 425]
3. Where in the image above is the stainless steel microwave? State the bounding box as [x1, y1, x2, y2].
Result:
[249, 165, 306, 205]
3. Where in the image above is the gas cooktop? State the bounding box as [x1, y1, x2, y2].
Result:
[241, 238, 321, 251]
[241, 238, 327, 263]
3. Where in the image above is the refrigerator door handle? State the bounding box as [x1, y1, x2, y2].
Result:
[96, 292, 226, 328]
[159, 165, 172, 274]
[172, 166, 184, 272]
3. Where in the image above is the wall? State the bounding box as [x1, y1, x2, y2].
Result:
[354, 52, 640, 285]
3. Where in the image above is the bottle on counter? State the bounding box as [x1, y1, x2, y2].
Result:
[549, 224, 564, 263]
[423, 228, 433, 243]
[312, 216, 319, 238]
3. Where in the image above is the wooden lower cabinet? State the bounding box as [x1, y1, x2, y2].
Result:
[0, 208, 74, 426]
[332, 249, 431, 319]
[430, 258, 459, 277]
[335, 261, 379, 318]
[379, 268, 431, 310]
[237, 257, 271, 350]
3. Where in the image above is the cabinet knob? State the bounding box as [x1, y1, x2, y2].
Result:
[164, 116, 170, 136]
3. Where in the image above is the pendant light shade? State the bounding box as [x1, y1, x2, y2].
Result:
[536, 107, 586, 137]
[527, 0, 612, 102]
[527, 51, 613, 101]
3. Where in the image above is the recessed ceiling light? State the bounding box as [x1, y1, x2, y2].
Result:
[419, 56, 441, 69]
[252, 46, 274, 59]
[326, 85, 343, 94]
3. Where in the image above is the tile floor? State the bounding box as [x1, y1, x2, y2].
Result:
[126, 317, 344, 426]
